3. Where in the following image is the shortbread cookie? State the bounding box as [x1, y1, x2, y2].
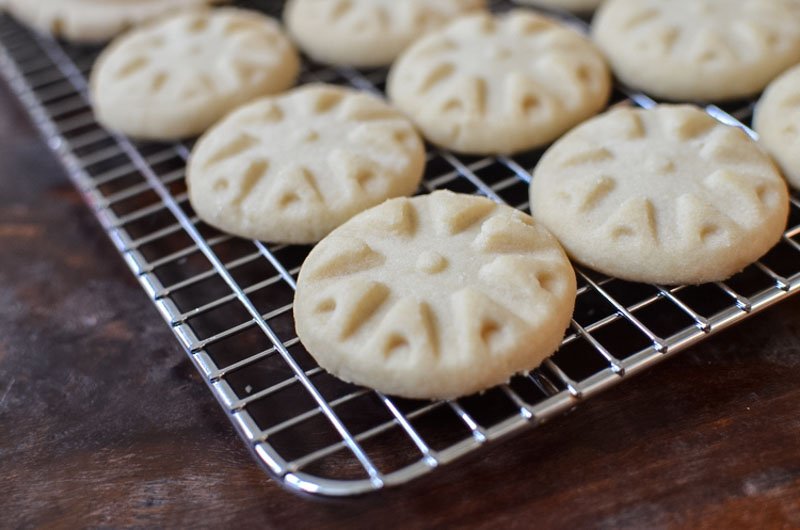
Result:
[284, 0, 486, 68]
[90, 8, 299, 140]
[529, 105, 789, 285]
[754, 64, 800, 190]
[387, 10, 611, 155]
[515, 0, 603, 13]
[592, 0, 800, 102]
[5, 0, 226, 43]
[188, 84, 425, 244]
[294, 190, 577, 399]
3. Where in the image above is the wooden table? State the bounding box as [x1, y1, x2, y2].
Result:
[2, 77, 799, 529]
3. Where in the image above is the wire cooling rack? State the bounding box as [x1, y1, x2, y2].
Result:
[1, 1, 799, 497]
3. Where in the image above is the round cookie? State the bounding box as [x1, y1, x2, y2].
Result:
[294, 190, 577, 400]
[515, 0, 603, 14]
[754, 64, 800, 190]
[592, 0, 800, 102]
[387, 10, 611, 155]
[5, 0, 226, 43]
[90, 8, 300, 141]
[283, 0, 486, 68]
[529, 105, 790, 285]
[187, 84, 426, 244]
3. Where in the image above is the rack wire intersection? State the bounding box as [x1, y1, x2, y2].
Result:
[1, 0, 799, 496]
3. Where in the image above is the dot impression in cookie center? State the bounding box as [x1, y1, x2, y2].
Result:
[645, 153, 676, 173]
[490, 47, 513, 61]
[415, 250, 448, 274]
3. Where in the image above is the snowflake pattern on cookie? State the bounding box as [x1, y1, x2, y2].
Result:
[91, 8, 299, 140]
[754, 64, 800, 189]
[530, 105, 790, 285]
[284, 0, 485, 67]
[6, 0, 227, 43]
[294, 190, 576, 399]
[188, 84, 426, 244]
[387, 10, 611, 155]
[592, 0, 800, 101]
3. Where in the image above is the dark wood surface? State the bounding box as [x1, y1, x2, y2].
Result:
[2, 77, 800, 530]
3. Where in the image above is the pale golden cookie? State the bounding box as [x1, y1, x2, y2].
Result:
[188, 84, 426, 244]
[284, 0, 486, 68]
[294, 190, 577, 399]
[90, 8, 299, 141]
[530, 105, 789, 285]
[6, 0, 226, 43]
[592, 0, 800, 102]
[387, 10, 611, 155]
[754, 64, 800, 189]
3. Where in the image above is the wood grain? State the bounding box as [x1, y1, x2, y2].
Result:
[1, 78, 799, 530]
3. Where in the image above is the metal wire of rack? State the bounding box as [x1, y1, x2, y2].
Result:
[1, 0, 799, 497]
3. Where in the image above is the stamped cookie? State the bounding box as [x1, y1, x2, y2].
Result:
[387, 10, 611, 155]
[187, 84, 426, 244]
[5, 0, 226, 43]
[592, 0, 800, 102]
[283, 0, 486, 68]
[515, 0, 603, 13]
[754, 64, 800, 189]
[529, 105, 790, 285]
[90, 8, 299, 140]
[294, 190, 577, 399]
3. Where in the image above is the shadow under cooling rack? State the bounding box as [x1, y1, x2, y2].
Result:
[1, 1, 799, 496]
